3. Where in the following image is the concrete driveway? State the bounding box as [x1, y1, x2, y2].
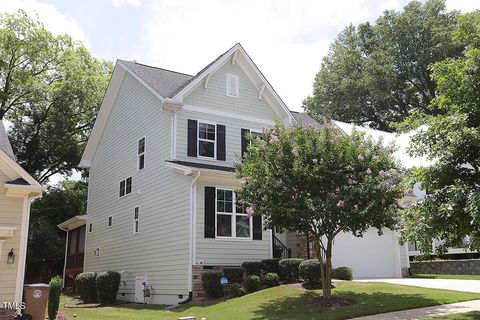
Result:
[356, 278, 480, 293]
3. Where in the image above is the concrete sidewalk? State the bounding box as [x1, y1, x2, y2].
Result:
[349, 299, 480, 320]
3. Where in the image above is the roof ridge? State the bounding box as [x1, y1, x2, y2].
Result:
[120, 59, 194, 78]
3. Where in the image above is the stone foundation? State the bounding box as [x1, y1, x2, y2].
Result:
[0, 309, 15, 320]
[192, 265, 224, 300]
[296, 234, 314, 259]
[401, 267, 410, 278]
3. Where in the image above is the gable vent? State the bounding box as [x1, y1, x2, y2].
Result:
[226, 73, 239, 98]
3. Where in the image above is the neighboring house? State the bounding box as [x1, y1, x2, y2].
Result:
[80, 43, 415, 305]
[0, 121, 43, 307]
[58, 215, 87, 289]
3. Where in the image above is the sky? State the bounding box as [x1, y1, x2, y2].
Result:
[1, 0, 479, 113]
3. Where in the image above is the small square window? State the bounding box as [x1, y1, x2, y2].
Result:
[108, 216, 112, 228]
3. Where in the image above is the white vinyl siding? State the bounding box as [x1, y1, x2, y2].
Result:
[85, 72, 190, 304]
[0, 170, 24, 302]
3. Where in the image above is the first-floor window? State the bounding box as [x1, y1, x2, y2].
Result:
[133, 207, 139, 234]
[120, 177, 133, 197]
[216, 188, 251, 238]
[89, 223, 93, 233]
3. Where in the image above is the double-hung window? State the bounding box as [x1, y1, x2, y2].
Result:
[120, 177, 132, 197]
[138, 138, 145, 170]
[198, 122, 216, 158]
[216, 188, 251, 239]
[133, 207, 139, 234]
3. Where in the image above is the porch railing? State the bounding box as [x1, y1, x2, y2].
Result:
[273, 235, 291, 259]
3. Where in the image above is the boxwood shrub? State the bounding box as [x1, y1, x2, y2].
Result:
[261, 258, 281, 274]
[227, 283, 246, 297]
[299, 259, 321, 284]
[263, 272, 280, 287]
[96, 271, 121, 305]
[241, 261, 264, 276]
[279, 258, 304, 283]
[333, 267, 353, 280]
[223, 267, 244, 284]
[75, 272, 97, 302]
[202, 271, 224, 298]
[243, 275, 260, 293]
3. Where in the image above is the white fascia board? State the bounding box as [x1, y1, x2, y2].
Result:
[0, 150, 42, 187]
[57, 215, 87, 230]
[80, 63, 128, 168]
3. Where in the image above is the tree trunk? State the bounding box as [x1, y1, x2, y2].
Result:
[313, 237, 333, 298]
[324, 237, 333, 298]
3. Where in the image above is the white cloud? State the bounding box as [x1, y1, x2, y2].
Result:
[0, 0, 89, 46]
[446, 0, 480, 12]
[112, 0, 141, 7]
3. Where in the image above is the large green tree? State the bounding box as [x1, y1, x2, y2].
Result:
[26, 179, 88, 282]
[303, 0, 462, 131]
[235, 124, 404, 298]
[0, 10, 112, 183]
[400, 11, 480, 254]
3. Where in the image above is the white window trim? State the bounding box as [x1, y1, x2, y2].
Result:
[137, 137, 146, 171]
[119, 176, 133, 198]
[133, 207, 139, 234]
[215, 187, 252, 240]
[226, 73, 239, 98]
[107, 216, 113, 228]
[197, 120, 217, 160]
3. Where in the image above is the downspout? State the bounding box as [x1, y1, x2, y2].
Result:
[58, 226, 69, 289]
[187, 171, 201, 299]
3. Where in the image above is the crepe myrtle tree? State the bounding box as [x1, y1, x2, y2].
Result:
[235, 123, 404, 298]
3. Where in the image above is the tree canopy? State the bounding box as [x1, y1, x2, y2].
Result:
[400, 11, 480, 254]
[235, 124, 404, 297]
[0, 10, 112, 183]
[303, 0, 462, 132]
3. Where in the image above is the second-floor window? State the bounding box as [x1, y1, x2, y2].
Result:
[133, 207, 139, 234]
[198, 122, 216, 158]
[138, 138, 145, 170]
[120, 177, 132, 197]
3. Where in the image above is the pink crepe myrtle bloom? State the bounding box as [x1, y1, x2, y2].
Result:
[379, 170, 388, 177]
[292, 147, 299, 156]
[269, 134, 279, 143]
[358, 154, 365, 161]
[330, 192, 337, 199]
[312, 158, 318, 164]
[354, 204, 358, 210]
[246, 206, 255, 217]
[372, 155, 379, 161]
[337, 200, 345, 208]
[366, 168, 372, 175]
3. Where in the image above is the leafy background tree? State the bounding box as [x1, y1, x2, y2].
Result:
[303, 0, 462, 131]
[0, 10, 112, 183]
[0, 10, 111, 281]
[235, 124, 404, 298]
[400, 11, 480, 254]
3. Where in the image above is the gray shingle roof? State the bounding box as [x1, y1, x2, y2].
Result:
[0, 120, 14, 159]
[291, 111, 322, 127]
[119, 60, 194, 98]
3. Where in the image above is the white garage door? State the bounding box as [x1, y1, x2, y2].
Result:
[332, 229, 401, 278]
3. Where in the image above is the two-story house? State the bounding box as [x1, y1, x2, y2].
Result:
[79, 43, 409, 305]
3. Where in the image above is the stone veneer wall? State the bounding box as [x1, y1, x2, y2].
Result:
[410, 259, 480, 275]
[0, 309, 15, 320]
[296, 234, 315, 259]
[192, 265, 224, 300]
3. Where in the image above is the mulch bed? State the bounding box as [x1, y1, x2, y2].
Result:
[285, 282, 337, 290]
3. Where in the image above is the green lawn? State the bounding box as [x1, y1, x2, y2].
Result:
[411, 274, 480, 280]
[427, 312, 480, 319]
[57, 282, 480, 320]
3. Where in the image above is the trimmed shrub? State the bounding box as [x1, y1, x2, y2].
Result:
[263, 273, 280, 287]
[279, 258, 304, 283]
[48, 276, 62, 320]
[96, 271, 121, 305]
[241, 261, 264, 276]
[223, 267, 244, 284]
[261, 258, 281, 274]
[333, 267, 353, 280]
[202, 271, 224, 298]
[299, 259, 321, 284]
[227, 283, 246, 297]
[243, 275, 260, 293]
[75, 272, 97, 302]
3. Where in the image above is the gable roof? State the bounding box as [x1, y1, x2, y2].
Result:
[0, 120, 14, 159]
[80, 43, 295, 168]
[118, 60, 194, 98]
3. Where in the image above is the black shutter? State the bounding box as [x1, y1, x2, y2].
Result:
[253, 215, 262, 240]
[204, 186, 216, 238]
[216, 124, 226, 161]
[187, 119, 198, 157]
[241, 128, 250, 158]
